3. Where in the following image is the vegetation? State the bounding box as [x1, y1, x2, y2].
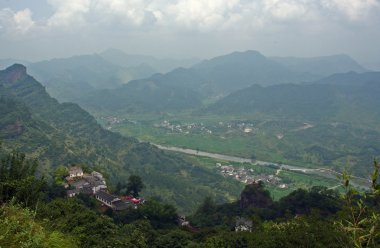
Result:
[0, 65, 245, 213]
[0, 144, 379, 247]
[1, 62, 379, 246]
[126, 175, 145, 197]
[0, 203, 78, 248]
[112, 112, 380, 177]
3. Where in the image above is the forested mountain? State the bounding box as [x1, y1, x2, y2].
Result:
[190, 50, 318, 94]
[78, 67, 204, 113]
[22, 50, 199, 104]
[77, 50, 320, 113]
[0, 64, 243, 212]
[206, 71, 380, 122]
[29, 54, 124, 89]
[7, 50, 369, 115]
[99, 48, 200, 73]
[202, 71, 380, 176]
[271, 54, 367, 77]
[127, 50, 319, 96]
[27, 54, 128, 102]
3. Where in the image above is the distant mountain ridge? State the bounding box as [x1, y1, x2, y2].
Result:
[190, 50, 319, 94]
[206, 71, 380, 123]
[99, 48, 200, 73]
[271, 54, 367, 77]
[1, 50, 369, 115]
[78, 50, 323, 113]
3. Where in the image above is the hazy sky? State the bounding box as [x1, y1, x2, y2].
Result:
[0, 0, 379, 69]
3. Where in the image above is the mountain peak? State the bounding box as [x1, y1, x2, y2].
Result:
[222, 50, 266, 60]
[3, 64, 27, 83]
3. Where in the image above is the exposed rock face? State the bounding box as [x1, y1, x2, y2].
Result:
[240, 182, 273, 209]
[2, 64, 27, 84]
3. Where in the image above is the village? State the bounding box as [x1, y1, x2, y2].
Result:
[216, 163, 288, 189]
[154, 120, 257, 135]
[65, 166, 143, 211]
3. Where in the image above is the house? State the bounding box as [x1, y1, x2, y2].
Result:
[72, 179, 89, 189]
[95, 190, 120, 207]
[95, 190, 131, 210]
[178, 216, 190, 226]
[69, 166, 83, 178]
[91, 171, 105, 182]
[67, 189, 80, 198]
[83, 175, 107, 193]
[235, 217, 253, 232]
[112, 200, 130, 211]
[80, 185, 94, 195]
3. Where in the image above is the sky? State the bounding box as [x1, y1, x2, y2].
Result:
[0, 0, 380, 69]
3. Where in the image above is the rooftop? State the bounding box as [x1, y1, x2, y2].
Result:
[95, 190, 119, 203]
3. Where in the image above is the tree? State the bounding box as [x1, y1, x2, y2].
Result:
[337, 160, 380, 247]
[127, 175, 144, 197]
[54, 165, 68, 186]
[0, 202, 78, 248]
[0, 151, 45, 207]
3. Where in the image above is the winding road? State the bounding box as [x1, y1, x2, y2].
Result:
[152, 143, 370, 187]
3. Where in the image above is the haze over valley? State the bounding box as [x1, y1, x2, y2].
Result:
[1, 1, 380, 247]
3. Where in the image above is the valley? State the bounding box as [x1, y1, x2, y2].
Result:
[91, 112, 373, 201]
[2, 1, 380, 246]
[101, 112, 380, 179]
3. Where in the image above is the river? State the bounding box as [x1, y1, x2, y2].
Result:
[151, 143, 369, 187]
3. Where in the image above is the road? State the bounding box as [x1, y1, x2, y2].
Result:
[152, 143, 370, 187]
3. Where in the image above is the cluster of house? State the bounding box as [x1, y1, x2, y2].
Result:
[216, 163, 288, 188]
[218, 121, 256, 134]
[65, 166, 142, 211]
[155, 120, 213, 134]
[99, 116, 125, 130]
[155, 120, 259, 135]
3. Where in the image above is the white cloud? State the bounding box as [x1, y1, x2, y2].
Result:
[47, 0, 90, 28]
[0, 8, 35, 35]
[14, 9, 35, 33]
[36, 0, 379, 33]
[263, 0, 308, 21]
[164, 0, 240, 31]
[1, 0, 380, 42]
[321, 0, 379, 20]
[92, 0, 153, 26]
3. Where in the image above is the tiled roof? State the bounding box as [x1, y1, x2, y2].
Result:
[83, 175, 106, 187]
[112, 200, 130, 211]
[95, 190, 118, 202]
[69, 166, 83, 173]
[72, 179, 88, 188]
[80, 186, 93, 194]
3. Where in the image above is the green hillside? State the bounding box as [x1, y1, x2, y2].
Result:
[0, 64, 243, 213]
[206, 72, 380, 123]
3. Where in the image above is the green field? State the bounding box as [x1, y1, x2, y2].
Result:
[105, 113, 379, 178]
[168, 154, 343, 200]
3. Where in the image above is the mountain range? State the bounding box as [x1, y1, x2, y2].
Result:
[70, 50, 371, 114]
[206, 71, 380, 123]
[2, 50, 368, 115]
[0, 64, 242, 213]
[271, 54, 367, 77]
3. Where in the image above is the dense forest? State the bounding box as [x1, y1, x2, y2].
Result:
[1, 146, 379, 247]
